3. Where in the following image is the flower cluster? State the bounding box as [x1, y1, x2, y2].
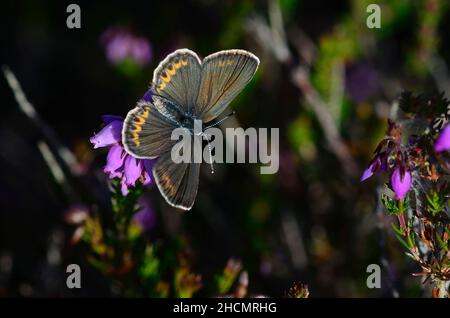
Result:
[364, 92, 450, 297]
[90, 91, 155, 195]
[101, 27, 152, 66]
[362, 93, 450, 201]
[435, 124, 450, 152]
[361, 120, 412, 200]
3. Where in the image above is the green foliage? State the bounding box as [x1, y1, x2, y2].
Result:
[398, 91, 450, 119]
[279, 0, 301, 17]
[312, 18, 361, 99]
[218, 1, 254, 48]
[391, 223, 414, 251]
[139, 246, 160, 285]
[406, 0, 448, 76]
[381, 192, 409, 216]
[115, 58, 143, 77]
[426, 190, 445, 216]
[288, 115, 317, 161]
[352, 0, 415, 39]
[372, 91, 450, 295]
[215, 259, 242, 295]
[25, 0, 450, 298]
[287, 282, 310, 298]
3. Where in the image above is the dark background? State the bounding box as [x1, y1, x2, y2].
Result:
[0, 0, 448, 297]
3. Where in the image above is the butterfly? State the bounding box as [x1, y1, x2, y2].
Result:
[122, 49, 259, 210]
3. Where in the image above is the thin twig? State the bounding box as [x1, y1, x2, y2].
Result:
[291, 67, 358, 177]
[2, 65, 81, 176]
[37, 140, 73, 198]
[428, 54, 450, 96]
[244, 7, 358, 178]
[375, 186, 399, 298]
[268, 0, 291, 63]
[288, 26, 316, 66]
[329, 60, 345, 122]
[281, 209, 308, 270]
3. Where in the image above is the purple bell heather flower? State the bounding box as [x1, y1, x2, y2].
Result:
[360, 157, 383, 182]
[90, 95, 156, 195]
[142, 160, 155, 186]
[121, 181, 130, 196]
[434, 124, 450, 152]
[101, 27, 152, 66]
[361, 161, 376, 181]
[102, 114, 125, 125]
[142, 88, 153, 102]
[106, 34, 129, 63]
[345, 62, 380, 103]
[131, 38, 152, 65]
[90, 120, 123, 148]
[124, 156, 143, 187]
[132, 195, 156, 232]
[391, 167, 411, 200]
[104, 144, 126, 178]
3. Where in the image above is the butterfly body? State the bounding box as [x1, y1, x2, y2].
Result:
[122, 48, 259, 210]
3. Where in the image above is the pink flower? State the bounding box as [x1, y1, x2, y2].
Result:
[391, 168, 411, 200]
[101, 27, 152, 66]
[434, 124, 450, 152]
[360, 157, 384, 182]
[132, 195, 156, 232]
[90, 91, 155, 195]
[361, 160, 377, 181]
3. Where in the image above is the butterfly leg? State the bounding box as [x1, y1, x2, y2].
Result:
[202, 132, 215, 174]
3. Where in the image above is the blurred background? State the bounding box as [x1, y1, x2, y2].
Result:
[0, 0, 449, 297]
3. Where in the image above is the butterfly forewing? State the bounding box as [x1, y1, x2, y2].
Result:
[152, 49, 202, 115]
[196, 50, 259, 123]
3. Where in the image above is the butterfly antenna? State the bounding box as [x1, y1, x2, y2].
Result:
[204, 111, 236, 130]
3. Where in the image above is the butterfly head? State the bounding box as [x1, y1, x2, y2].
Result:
[179, 113, 196, 133]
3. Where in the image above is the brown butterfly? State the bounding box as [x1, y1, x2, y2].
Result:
[122, 49, 259, 210]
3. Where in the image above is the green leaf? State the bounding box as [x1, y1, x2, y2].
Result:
[426, 190, 445, 216]
[435, 233, 449, 252]
[395, 233, 412, 251]
[391, 223, 405, 236]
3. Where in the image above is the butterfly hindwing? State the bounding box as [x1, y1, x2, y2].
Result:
[152, 49, 202, 114]
[123, 100, 201, 210]
[196, 50, 259, 123]
[152, 149, 201, 210]
[122, 101, 179, 159]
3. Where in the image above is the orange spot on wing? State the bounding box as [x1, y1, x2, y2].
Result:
[133, 123, 142, 133]
[141, 109, 149, 118]
[166, 67, 176, 76]
[132, 132, 140, 146]
[173, 61, 182, 69]
[161, 73, 171, 82]
[134, 115, 145, 125]
[130, 111, 147, 147]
